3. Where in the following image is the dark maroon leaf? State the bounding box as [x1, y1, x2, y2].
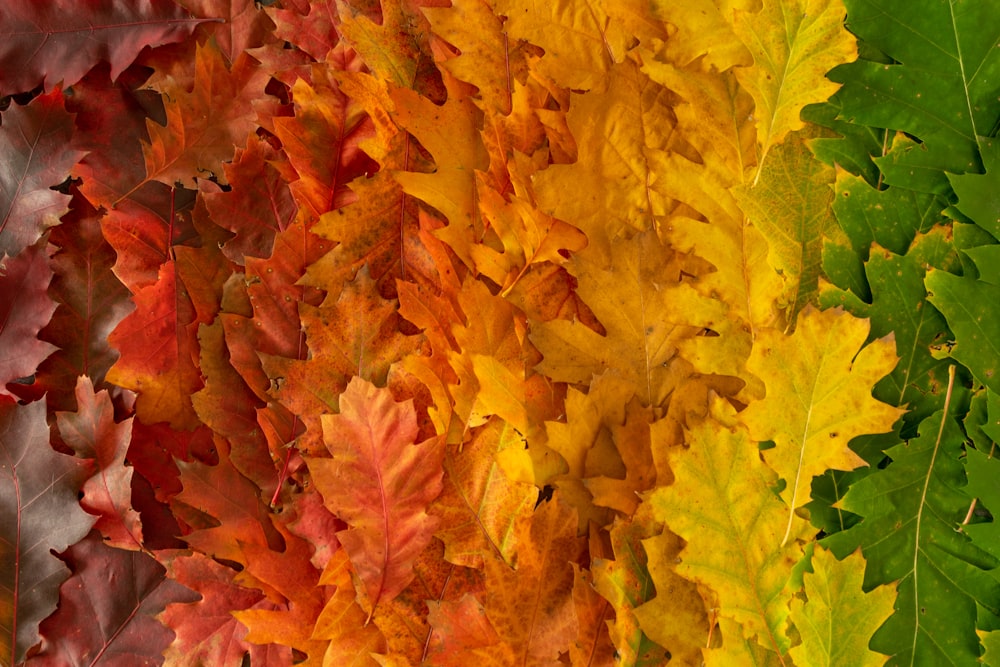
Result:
[27, 532, 198, 667]
[0, 241, 58, 399]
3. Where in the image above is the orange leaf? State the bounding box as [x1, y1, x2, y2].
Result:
[310, 377, 445, 613]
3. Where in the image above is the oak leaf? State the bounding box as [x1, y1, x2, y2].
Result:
[28, 532, 198, 667]
[648, 396, 812, 656]
[788, 547, 895, 667]
[0, 89, 84, 258]
[0, 241, 58, 398]
[310, 377, 444, 613]
[0, 399, 94, 664]
[106, 260, 203, 430]
[740, 307, 904, 544]
[0, 0, 207, 95]
[57, 377, 142, 550]
[132, 43, 271, 194]
[733, 0, 856, 170]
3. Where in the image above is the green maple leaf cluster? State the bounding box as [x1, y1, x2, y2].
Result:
[0, 0, 998, 665]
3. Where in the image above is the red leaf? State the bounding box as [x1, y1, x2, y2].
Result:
[106, 260, 202, 430]
[0, 399, 94, 664]
[160, 551, 290, 667]
[0, 0, 208, 95]
[203, 136, 297, 262]
[0, 89, 84, 258]
[0, 241, 58, 398]
[57, 377, 142, 551]
[310, 377, 445, 613]
[29, 532, 198, 667]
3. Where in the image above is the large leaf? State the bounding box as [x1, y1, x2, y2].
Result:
[647, 396, 812, 656]
[310, 377, 444, 613]
[740, 307, 904, 544]
[831, 0, 1000, 177]
[827, 405, 1000, 666]
[27, 532, 198, 666]
[0, 0, 207, 95]
[0, 399, 94, 664]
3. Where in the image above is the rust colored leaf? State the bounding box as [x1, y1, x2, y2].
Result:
[310, 377, 445, 613]
[0, 399, 94, 664]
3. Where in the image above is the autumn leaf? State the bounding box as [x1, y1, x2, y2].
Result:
[0, 0, 208, 95]
[742, 308, 903, 544]
[0, 89, 84, 258]
[0, 241, 58, 398]
[648, 396, 812, 657]
[788, 547, 895, 667]
[310, 377, 444, 613]
[28, 532, 198, 666]
[733, 0, 856, 171]
[0, 399, 95, 664]
[57, 377, 142, 551]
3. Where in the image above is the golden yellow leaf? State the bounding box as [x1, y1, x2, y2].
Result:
[647, 396, 812, 655]
[739, 307, 904, 545]
[703, 617, 784, 667]
[650, 0, 754, 72]
[733, 0, 855, 170]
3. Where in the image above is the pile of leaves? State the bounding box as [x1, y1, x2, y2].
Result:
[2, 0, 999, 664]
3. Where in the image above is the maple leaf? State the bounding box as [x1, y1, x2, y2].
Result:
[309, 377, 444, 613]
[57, 377, 142, 551]
[740, 307, 904, 545]
[733, 0, 856, 172]
[0, 89, 85, 259]
[788, 547, 895, 667]
[28, 532, 198, 666]
[648, 396, 812, 657]
[0, 0, 208, 95]
[0, 399, 95, 664]
[0, 241, 58, 398]
[650, 0, 754, 71]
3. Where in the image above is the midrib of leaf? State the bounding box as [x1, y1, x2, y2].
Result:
[948, 0, 985, 156]
[909, 364, 956, 666]
[368, 417, 390, 621]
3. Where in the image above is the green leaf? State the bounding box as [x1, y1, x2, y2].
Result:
[926, 268, 1000, 394]
[788, 547, 895, 667]
[832, 0, 1000, 176]
[948, 137, 1000, 242]
[826, 407, 1000, 666]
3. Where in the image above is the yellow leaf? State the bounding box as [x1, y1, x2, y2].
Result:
[732, 0, 856, 170]
[788, 547, 895, 667]
[647, 396, 812, 655]
[532, 60, 675, 261]
[650, 0, 754, 72]
[740, 307, 905, 545]
[492, 0, 629, 90]
[733, 129, 840, 322]
[703, 617, 784, 667]
[530, 230, 722, 408]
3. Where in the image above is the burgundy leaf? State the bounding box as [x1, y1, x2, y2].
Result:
[0, 241, 58, 398]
